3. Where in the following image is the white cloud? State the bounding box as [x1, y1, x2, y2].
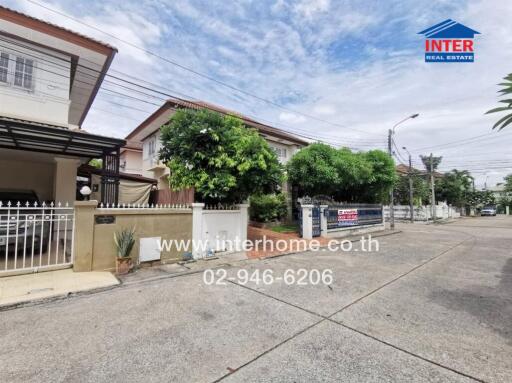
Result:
[279, 112, 307, 124]
[313, 104, 337, 116]
[294, 0, 330, 20]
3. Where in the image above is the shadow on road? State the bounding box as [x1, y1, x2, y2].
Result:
[429, 258, 512, 344]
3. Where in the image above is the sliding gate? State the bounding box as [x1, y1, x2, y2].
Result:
[0, 201, 74, 275]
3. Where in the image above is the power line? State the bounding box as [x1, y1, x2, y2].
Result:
[0, 37, 386, 149]
[24, 0, 385, 137]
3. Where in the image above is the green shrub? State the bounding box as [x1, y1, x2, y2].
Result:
[250, 193, 288, 222]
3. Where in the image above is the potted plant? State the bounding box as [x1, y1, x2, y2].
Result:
[114, 227, 135, 275]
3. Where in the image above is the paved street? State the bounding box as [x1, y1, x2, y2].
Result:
[1, 216, 511, 382]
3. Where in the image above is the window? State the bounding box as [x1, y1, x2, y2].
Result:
[0, 50, 35, 90]
[0, 52, 8, 83]
[13, 57, 34, 89]
[272, 146, 287, 159]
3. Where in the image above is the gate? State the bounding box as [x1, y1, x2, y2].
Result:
[0, 201, 74, 275]
[312, 206, 321, 237]
[299, 203, 321, 238]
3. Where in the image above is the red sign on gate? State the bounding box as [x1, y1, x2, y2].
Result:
[337, 209, 358, 226]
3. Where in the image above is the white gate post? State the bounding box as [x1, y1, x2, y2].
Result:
[192, 203, 205, 259]
[319, 205, 328, 237]
[301, 204, 314, 239]
[506, 206, 510, 216]
[237, 203, 249, 244]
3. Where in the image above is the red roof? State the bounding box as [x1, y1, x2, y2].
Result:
[0, 5, 117, 53]
[126, 98, 309, 146]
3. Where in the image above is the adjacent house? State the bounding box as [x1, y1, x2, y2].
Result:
[123, 99, 308, 212]
[124, 99, 308, 183]
[0, 5, 125, 205]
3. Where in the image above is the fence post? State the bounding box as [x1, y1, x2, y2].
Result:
[237, 203, 249, 244]
[192, 203, 205, 259]
[319, 205, 328, 237]
[73, 200, 97, 272]
[506, 206, 510, 216]
[301, 204, 314, 239]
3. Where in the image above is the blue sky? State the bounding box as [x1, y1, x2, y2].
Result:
[5, 0, 512, 187]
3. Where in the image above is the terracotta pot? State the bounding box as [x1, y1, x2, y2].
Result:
[116, 257, 133, 275]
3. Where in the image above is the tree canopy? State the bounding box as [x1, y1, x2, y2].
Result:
[286, 143, 395, 203]
[505, 174, 512, 192]
[486, 73, 512, 130]
[159, 108, 283, 204]
[394, 170, 430, 205]
[419, 155, 443, 172]
[435, 169, 474, 207]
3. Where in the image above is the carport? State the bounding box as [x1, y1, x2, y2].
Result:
[0, 116, 125, 205]
[0, 116, 125, 275]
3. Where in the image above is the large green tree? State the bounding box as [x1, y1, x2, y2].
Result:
[486, 73, 512, 130]
[505, 174, 512, 192]
[435, 169, 474, 207]
[287, 143, 395, 203]
[467, 190, 496, 207]
[359, 150, 396, 203]
[159, 108, 283, 204]
[285, 143, 340, 197]
[419, 155, 443, 172]
[394, 170, 430, 205]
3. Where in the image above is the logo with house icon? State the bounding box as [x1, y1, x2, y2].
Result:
[418, 19, 480, 63]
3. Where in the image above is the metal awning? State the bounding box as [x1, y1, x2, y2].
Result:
[0, 116, 125, 157]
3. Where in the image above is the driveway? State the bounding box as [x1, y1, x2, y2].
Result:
[0, 216, 510, 382]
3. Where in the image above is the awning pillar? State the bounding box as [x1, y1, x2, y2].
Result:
[100, 147, 121, 205]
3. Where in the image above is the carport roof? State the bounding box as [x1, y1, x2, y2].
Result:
[0, 116, 125, 158]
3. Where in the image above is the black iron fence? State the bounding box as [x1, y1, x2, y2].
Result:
[326, 204, 383, 230]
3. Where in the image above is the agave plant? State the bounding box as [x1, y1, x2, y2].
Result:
[486, 73, 512, 130]
[114, 227, 135, 258]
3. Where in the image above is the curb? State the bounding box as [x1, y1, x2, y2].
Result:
[0, 230, 401, 310]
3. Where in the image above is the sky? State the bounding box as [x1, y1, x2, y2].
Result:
[4, 0, 512, 188]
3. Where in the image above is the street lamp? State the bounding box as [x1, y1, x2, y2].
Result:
[402, 146, 414, 223]
[388, 113, 419, 230]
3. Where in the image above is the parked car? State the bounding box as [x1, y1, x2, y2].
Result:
[480, 205, 497, 216]
[0, 189, 50, 254]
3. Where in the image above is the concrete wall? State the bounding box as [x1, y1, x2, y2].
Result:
[0, 37, 71, 126]
[383, 204, 461, 221]
[0, 159, 55, 201]
[74, 201, 193, 272]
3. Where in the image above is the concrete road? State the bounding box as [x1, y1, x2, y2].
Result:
[0, 216, 510, 382]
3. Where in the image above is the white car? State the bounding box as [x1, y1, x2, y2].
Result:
[481, 206, 497, 216]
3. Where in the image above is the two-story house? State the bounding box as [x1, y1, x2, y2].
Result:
[123, 99, 308, 213]
[124, 98, 308, 185]
[0, 6, 125, 205]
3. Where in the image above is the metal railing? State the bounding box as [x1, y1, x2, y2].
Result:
[0, 201, 74, 274]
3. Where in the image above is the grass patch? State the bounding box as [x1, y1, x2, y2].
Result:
[270, 224, 299, 233]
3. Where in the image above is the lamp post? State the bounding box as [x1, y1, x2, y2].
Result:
[388, 113, 419, 230]
[402, 146, 414, 223]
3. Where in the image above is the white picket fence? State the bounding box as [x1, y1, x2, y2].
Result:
[0, 201, 74, 274]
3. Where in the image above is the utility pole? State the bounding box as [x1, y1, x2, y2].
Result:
[430, 152, 436, 221]
[403, 147, 414, 223]
[388, 129, 395, 230]
[388, 113, 419, 230]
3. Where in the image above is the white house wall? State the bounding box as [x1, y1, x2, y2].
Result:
[0, 36, 71, 126]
